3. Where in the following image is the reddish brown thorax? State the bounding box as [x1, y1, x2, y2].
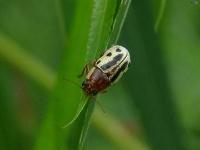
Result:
[82, 67, 110, 96]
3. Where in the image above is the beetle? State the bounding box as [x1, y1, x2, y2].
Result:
[81, 45, 131, 96]
[62, 45, 131, 128]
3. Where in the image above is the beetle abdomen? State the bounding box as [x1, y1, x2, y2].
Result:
[82, 67, 110, 96]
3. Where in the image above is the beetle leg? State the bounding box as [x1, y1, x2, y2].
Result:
[96, 99, 106, 113]
[78, 64, 90, 78]
[90, 96, 106, 113]
[85, 64, 90, 74]
[78, 59, 97, 78]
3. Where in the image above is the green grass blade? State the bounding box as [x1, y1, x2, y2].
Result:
[66, 0, 119, 149]
[78, 99, 95, 150]
[108, 0, 132, 46]
[70, 1, 132, 149]
[154, 0, 167, 32]
[120, 2, 187, 150]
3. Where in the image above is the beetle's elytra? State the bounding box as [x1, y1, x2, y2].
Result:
[81, 45, 131, 96]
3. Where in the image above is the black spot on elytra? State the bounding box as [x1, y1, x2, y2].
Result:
[114, 54, 123, 61]
[96, 60, 101, 64]
[106, 52, 112, 56]
[101, 54, 123, 70]
[101, 63, 112, 70]
[111, 61, 128, 83]
[116, 48, 121, 52]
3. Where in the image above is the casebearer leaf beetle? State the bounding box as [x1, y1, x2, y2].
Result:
[62, 45, 131, 128]
[81, 45, 131, 96]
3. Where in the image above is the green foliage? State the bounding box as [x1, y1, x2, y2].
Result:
[0, 0, 200, 150]
[121, 1, 186, 150]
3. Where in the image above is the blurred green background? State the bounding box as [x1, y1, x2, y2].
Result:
[0, 0, 200, 150]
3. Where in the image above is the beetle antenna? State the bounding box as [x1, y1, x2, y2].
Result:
[63, 77, 81, 89]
